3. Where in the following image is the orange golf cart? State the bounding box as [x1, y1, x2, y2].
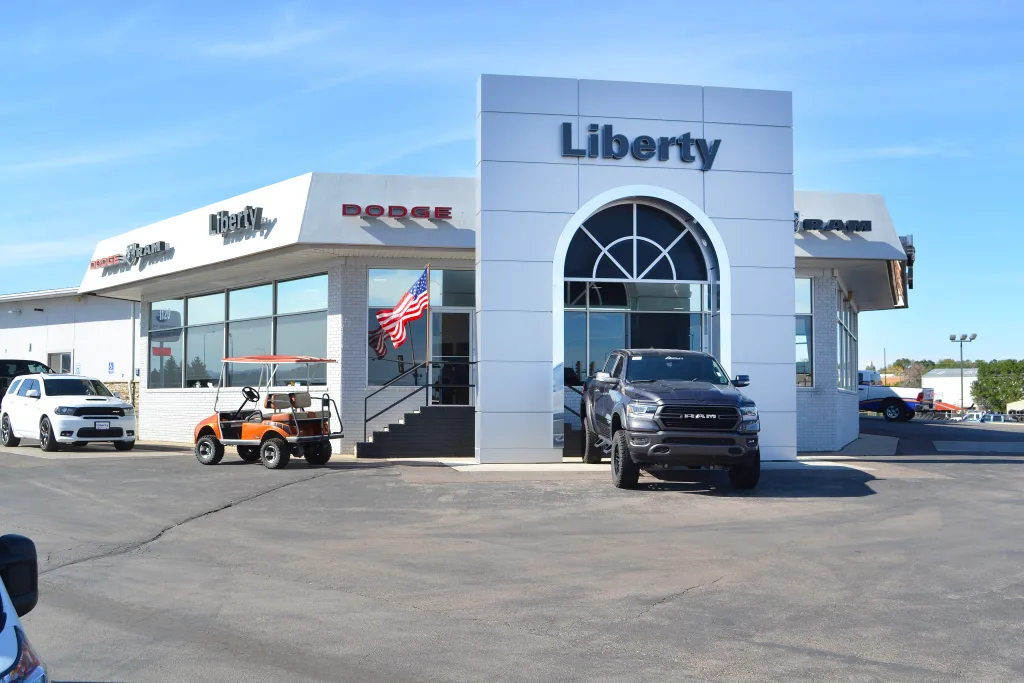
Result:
[193, 355, 343, 469]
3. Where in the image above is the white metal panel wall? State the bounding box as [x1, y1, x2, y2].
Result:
[477, 75, 796, 462]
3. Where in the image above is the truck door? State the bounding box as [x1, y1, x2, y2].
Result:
[595, 354, 623, 437]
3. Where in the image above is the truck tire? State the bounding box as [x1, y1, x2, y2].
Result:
[237, 445, 260, 462]
[610, 430, 640, 489]
[581, 415, 602, 464]
[728, 450, 760, 490]
[882, 399, 905, 422]
[260, 436, 291, 469]
[195, 434, 224, 465]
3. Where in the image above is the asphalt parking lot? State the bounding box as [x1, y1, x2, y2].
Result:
[2, 421, 1024, 682]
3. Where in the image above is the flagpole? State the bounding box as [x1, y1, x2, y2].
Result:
[425, 263, 432, 407]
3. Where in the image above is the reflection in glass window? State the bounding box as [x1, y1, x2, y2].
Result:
[226, 318, 272, 386]
[185, 324, 223, 387]
[837, 289, 857, 390]
[276, 311, 327, 385]
[229, 284, 272, 320]
[796, 278, 813, 387]
[150, 299, 183, 330]
[367, 310, 427, 386]
[187, 292, 225, 326]
[276, 275, 328, 315]
[149, 328, 183, 388]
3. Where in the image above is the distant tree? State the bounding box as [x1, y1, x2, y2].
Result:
[900, 362, 927, 388]
[935, 358, 959, 369]
[893, 358, 913, 371]
[866, 362, 876, 371]
[187, 356, 209, 386]
[973, 360, 1024, 413]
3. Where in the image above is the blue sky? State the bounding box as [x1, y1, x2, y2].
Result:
[1, 0, 1021, 367]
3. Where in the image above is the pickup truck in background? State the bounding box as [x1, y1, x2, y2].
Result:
[857, 370, 933, 421]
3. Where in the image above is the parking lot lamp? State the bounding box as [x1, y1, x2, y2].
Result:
[949, 333, 977, 414]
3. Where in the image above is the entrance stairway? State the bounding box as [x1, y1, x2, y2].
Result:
[355, 405, 474, 458]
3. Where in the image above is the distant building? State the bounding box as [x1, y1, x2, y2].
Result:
[923, 367, 978, 410]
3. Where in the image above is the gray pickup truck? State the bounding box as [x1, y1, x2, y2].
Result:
[579, 349, 761, 490]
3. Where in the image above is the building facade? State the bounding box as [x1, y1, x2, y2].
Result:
[67, 75, 912, 459]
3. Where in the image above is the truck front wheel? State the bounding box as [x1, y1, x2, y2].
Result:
[882, 399, 905, 422]
[610, 431, 640, 489]
[728, 450, 760, 490]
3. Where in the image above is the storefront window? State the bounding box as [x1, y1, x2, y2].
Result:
[147, 274, 328, 389]
[837, 288, 857, 390]
[796, 279, 813, 387]
[367, 268, 474, 386]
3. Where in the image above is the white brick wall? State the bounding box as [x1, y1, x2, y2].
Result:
[795, 274, 860, 452]
[138, 254, 473, 452]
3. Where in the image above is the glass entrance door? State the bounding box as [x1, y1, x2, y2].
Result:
[429, 309, 474, 405]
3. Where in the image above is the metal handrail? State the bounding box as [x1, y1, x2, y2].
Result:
[363, 359, 477, 442]
[563, 383, 584, 419]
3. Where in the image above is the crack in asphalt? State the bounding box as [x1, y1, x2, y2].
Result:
[40, 470, 335, 576]
[634, 575, 724, 619]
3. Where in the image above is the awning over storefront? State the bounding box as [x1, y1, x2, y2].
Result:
[794, 190, 911, 311]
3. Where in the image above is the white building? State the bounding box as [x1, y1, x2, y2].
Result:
[923, 367, 978, 411]
[10, 75, 915, 459]
[0, 288, 139, 388]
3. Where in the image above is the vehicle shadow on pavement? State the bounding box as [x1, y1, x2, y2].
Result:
[640, 463, 878, 498]
[852, 455, 1024, 466]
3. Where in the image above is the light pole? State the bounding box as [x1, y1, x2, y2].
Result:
[949, 333, 977, 414]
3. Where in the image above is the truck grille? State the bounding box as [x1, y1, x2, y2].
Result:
[77, 427, 124, 438]
[72, 406, 124, 417]
[658, 405, 739, 431]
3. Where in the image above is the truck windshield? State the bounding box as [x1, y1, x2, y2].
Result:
[43, 378, 113, 397]
[626, 355, 731, 385]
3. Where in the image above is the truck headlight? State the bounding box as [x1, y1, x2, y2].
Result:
[626, 403, 657, 416]
[53, 407, 75, 416]
[2, 626, 48, 682]
[740, 406, 758, 421]
[739, 406, 759, 433]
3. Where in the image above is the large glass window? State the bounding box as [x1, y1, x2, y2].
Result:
[367, 269, 474, 386]
[838, 288, 857, 390]
[147, 274, 328, 389]
[796, 278, 813, 387]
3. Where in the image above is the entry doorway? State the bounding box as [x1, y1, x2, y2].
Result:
[428, 308, 475, 405]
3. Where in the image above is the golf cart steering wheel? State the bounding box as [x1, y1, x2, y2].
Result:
[234, 386, 260, 420]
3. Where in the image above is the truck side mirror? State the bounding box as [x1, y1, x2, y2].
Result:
[593, 371, 612, 382]
[25, 389, 39, 399]
[0, 534, 38, 617]
[732, 375, 750, 388]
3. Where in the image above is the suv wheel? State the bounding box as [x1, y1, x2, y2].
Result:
[1, 415, 20, 447]
[728, 450, 760, 490]
[237, 445, 260, 462]
[113, 441, 135, 452]
[882, 399, 905, 422]
[610, 430, 640, 489]
[39, 417, 58, 452]
[260, 436, 291, 470]
[195, 434, 224, 465]
[581, 415, 602, 464]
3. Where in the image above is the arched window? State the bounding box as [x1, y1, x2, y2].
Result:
[564, 203, 710, 281]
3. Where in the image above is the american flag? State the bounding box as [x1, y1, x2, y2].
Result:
[368, 326, 387, 359]
[375, 268, 429, 348]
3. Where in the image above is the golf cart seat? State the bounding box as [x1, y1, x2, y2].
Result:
[264, 391, 312, 411]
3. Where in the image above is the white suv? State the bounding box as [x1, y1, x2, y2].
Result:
[0, 374, 137, 451]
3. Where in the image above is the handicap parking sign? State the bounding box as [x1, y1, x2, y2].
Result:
[108, 362, 115, 375]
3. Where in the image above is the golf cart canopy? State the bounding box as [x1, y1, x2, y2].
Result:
[221, 355, 337, 364]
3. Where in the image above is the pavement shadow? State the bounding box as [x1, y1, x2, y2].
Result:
[855, 456, 1024, 465]
[640, 462, 878, 498]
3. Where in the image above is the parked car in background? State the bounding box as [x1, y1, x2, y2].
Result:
[981, 413, 1007, 424]
[1, 374, 136, 451]
[0, 533, 48, 682]
[0, 360, 53, 408]
[962, 412, 983, 423]
[858, 381, 934, 421]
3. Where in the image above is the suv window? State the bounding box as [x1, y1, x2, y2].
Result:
[42, 378, 112, 397]
[7, 379, 22, 395]
[17, 379, 39, 396]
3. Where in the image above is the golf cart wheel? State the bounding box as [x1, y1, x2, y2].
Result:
[1, 415, 20, 447]
[237, 445, 260, 462]
[113, 441, 135, 451]
[305, 441, 332, 467]
[39, 417, 59, 452]
[882, 399, 905, 422]
[260, 437, 291, 470]
[195, 434, 224, 465]
[728, 450, 761, 490]
[610, 430, 640, 489]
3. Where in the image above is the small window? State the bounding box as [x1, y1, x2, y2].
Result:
[17, 379, 38, 396]
[7, 379, 22, 395]
[601, 354, 617, 374]
[187, 292, 226, 326]
[47, 353, 72, 374]
[277, 274, 328, 315]
[610, 355, 624, 379]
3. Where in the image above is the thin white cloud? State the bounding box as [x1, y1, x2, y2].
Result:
[201, 22, 345, 59]
[0, 130, 213, 173]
